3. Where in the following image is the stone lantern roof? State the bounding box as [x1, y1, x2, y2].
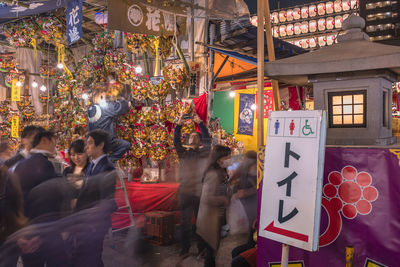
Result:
[264, 14, 400, 85]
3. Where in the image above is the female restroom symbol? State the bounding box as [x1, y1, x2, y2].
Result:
[289, 120, 295, 135]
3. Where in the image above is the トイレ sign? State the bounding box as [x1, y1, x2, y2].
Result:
[259, 110, 326, 251]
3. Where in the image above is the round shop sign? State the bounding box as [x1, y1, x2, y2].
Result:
[127, 4, 143, 27]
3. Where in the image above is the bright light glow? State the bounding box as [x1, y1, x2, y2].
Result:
[135, 66, 143, 74]
[40, 85, 47, 92]
[82, 93, 89, 100]
[57, 63, 64, 69]
[15, 81, 22, 87]
[251, 104, 256, 110]
[229, 91, 236, 98]
[32, 81, 38, 88]
[99, 98, 107, 107]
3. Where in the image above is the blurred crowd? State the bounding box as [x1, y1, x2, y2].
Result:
[0, 113, 258, 267]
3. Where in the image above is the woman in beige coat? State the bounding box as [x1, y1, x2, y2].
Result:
[196, 145, 231, 267]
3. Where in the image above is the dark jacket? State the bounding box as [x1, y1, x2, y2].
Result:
[14, 152, 57, 216]
[174, 122, 211, 196]
[4, 152, 24, 168]
[75, 156, 116, 211]
[88, 99, 129, 138]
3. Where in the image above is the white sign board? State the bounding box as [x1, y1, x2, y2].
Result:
[259, 110, 327, 251]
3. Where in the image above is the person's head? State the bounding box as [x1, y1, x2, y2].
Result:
[206, 145, 232, 172]
[85, 130, 110, 159]
[0, 142, 11, 160]
[185, 132, 201, 148]
[93, 91, 108, 105]
[68, 139, 89, 169]
[20, 126, 45, 151]
[32, 131, 56, 154]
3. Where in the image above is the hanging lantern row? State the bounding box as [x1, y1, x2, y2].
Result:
[287, 34, 338, 48]
[272, 0, 359, 24]
[272, 14, 348, 38]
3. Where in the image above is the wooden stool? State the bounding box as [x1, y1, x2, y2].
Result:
[144, 211, 175, 245]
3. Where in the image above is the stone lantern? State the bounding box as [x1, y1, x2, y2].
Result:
[265, 14, 400, 145]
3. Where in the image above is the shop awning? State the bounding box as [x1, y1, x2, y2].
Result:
[208, 46, 266, 65]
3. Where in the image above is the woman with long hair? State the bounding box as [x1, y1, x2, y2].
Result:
[63, 139, 89, 190]
[196, 145, 231, 267]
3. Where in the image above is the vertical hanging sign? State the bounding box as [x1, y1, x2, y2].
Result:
[11, 115, 19, 138]
[11, 80, 20, 102]
[66, 0, 83, 45]
[237, 94, 255, 135]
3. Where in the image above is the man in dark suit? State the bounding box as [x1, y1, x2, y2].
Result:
[5, 126, 45, 171]
[14, 131, 58, 218]
[72, 129, 116, 267]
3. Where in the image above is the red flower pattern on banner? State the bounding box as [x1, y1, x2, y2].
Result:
[319, 166, 379, 246]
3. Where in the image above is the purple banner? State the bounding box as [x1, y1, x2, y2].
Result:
[257, 147, 400, 267]
[237, 93, 255, 136]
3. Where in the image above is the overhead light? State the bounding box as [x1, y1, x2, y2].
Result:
[135, 66, 142, 74]
[15, 80, 22, 87]
[57, 63, 64, 69]
[251, 104, 256, 110]
[40, 85, 47, 92]
[82, 93, 89, 100]
[229, 91, 236, 98]
[32, 80, 38, 88]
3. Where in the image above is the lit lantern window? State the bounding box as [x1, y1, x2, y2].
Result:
[334, 0, 342, 12]
[326, 17, 335, 30]
[318, 36, 327, 46]
[328, 91, 366, 128]
[326, 1, 334, 14]
[309, 20, 317, 32]
[342, 0, 350, 11]
[309, 5, 317, 17]
[335, 16, 343, 28]
[294, 22, 302, 35]
[287, 24, 294, 35]
[301, 6, 309, 18]
[317, 3, 326, 15]
[279, 11, 287, 22]
[293, 8, 301, 20]
[272, 12, 279, 24]
[301, 21, 309, 34]
[287, 9, 294, 21]
[279, 25, 287, 37]
[318, 18, 326, 31]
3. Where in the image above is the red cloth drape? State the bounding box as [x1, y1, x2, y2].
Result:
[112, 181, 180, 228]
[288, 86, 304, 110]
[193, 92, 208, 132]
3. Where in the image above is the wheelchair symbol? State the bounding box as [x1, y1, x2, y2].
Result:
[302, 119, 314, 136]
